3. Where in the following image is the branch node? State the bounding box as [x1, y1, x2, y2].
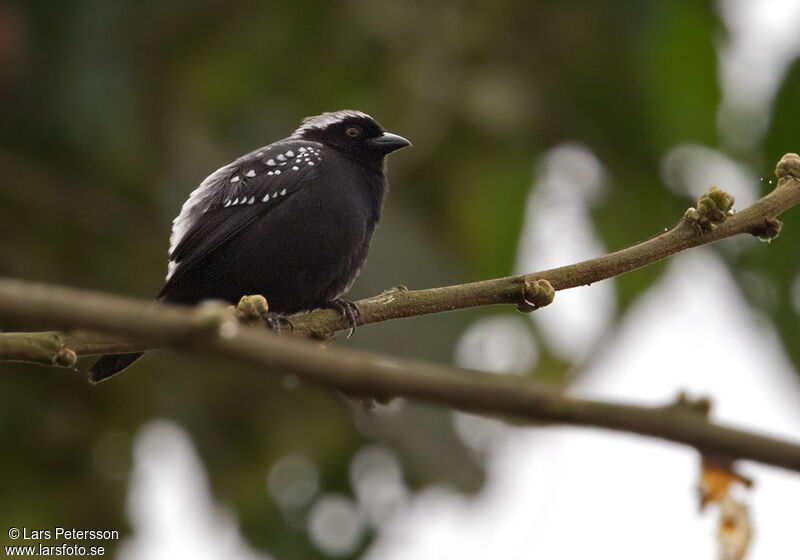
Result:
[54, 347, 77, 367]
[749, 217, 783, 243]
[664, 391, 713, 418]
[517, 278, 555, 312]
[685, 186, 736, 233]
[775, 152, 800, 182]
[233, 294, 269, 327]
[370, 285, 409, 307]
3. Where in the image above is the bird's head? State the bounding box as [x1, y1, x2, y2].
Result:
[292, 110, 410, 166]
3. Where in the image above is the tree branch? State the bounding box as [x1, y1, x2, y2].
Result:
[4, 152, 797, 358]
[0, 276, 800, 473]
[1, 154, 800, 472]
[292, 153, 799, 337]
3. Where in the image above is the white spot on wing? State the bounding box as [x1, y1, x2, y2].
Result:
[167, 135, 327, 280]
[245, 170, 256, 177]
[286, 150, 295, 157]
[277, 154, 286, 161]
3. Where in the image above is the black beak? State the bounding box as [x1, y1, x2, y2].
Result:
[369, 132, 412, 154]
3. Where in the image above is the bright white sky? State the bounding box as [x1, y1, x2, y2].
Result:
[364, 251, 800, 560]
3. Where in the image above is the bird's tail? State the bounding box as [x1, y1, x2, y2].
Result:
[89, 352, 144, 384]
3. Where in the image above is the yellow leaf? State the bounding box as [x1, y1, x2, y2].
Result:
[698, 458, 752, 510]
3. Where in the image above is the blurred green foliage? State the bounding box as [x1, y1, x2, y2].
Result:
[1, 1, 798, 558]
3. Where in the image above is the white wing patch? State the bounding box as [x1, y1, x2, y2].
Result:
[167, 162, 235, 279]
[165, 142, 323, 281]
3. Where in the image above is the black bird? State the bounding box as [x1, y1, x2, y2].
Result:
[90, 110, 410, 381]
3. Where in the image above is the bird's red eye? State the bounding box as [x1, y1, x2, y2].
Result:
[345, 126, 361, 137]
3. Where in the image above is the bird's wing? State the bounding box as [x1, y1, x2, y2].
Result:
[161, 140, 324, 295]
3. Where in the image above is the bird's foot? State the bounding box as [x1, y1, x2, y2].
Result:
[264, 312, 293, 333]
[323, 298, 361, 338]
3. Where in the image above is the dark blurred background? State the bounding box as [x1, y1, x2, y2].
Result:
[1, 1, 799, 558]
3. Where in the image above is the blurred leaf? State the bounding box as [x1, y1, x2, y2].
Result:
[698, 458, 752, 510]
[698, 459, 753, 560]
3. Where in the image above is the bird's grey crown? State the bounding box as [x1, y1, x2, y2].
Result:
[291, 110, 373, 138]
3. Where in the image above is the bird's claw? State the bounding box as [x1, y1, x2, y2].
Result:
[324, 298, 361, 338]
[264, 311, 293, 333]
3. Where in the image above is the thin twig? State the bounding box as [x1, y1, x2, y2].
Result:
[290, 153, 799, 337]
